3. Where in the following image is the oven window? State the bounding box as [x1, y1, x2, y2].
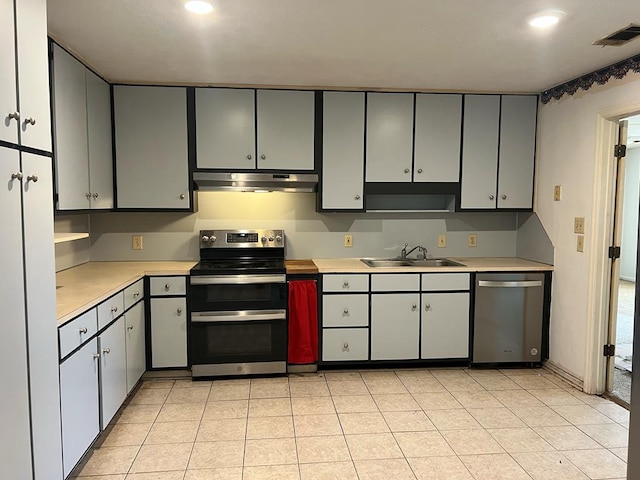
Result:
[208, 323, 272, 355]
[190, 282, 287, 312]
[207, 284, 273, 303]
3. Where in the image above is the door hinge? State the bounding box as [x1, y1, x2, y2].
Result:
[608, 246, 621, 259]
[603, 344, 616, 357]
[614, 144, 627, 158]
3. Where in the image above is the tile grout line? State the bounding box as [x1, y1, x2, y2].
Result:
[328, 371, 362, 480]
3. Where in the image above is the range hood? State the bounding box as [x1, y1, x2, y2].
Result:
[193, 172, 318, 193]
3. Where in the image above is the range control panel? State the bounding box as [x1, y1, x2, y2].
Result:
[199, 229, 284, 248]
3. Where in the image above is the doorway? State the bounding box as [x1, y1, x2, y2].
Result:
[607, 115, 640, 406]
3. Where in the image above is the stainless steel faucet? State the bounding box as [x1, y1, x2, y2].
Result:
[400, 243, 428, 259]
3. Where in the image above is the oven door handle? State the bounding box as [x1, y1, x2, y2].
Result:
[191, 310, 287, 322]
[190, 275, 286, 285]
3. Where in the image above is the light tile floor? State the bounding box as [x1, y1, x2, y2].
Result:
[72, 368, 629, 480]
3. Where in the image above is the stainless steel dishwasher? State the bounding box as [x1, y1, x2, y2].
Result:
[472, 272, 545, 364]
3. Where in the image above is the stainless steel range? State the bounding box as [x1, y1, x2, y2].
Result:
[189, 229, 287, 377]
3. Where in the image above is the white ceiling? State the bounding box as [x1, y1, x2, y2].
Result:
[47, 0, 640, 93]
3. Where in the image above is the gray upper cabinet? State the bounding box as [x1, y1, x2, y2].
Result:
[196, 88, 256, 170]
[460, 95, 500, 209]
[414, 94, 462, 183]
[321, 91, 365, 210]
[114, 86, 190, 209]
[52, 45, 113, 210]
[497, 95, 537, 209]
[256, 89, 315, 170]
[365, 92, 414, 182]
[0, 0, 18, 145]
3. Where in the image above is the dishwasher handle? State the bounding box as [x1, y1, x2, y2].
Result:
[477, 280, 543, 288]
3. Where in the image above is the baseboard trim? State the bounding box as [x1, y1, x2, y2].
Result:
[544, 360, 584, 391]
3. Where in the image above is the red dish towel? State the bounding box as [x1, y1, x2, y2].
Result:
[288, 280, 318, 364]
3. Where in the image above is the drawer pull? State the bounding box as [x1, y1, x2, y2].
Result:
[343, 342, 349, 351]
[165, 284, 171, 291]
[177, 308, 183, 315]
[133, 291, 140, 298]
[425, 303, 431, 310]
[343, 308, 349, 315]
[102, 348, 110, 354]
[412, 304, 417, 311]
[127, 325, 134, 330]
[79, 327, 88, 334]
[343, 281, 349, 288]
[111, 306, 118, 314]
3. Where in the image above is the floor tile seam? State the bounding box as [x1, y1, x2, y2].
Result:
[547, 404, 617, 427]
[574, 424, 629, 450]
[496, 451, 536, 480]
[483, 425, 557, 455]
[286, 385, 303, 476]
[559, 448, 618, 479]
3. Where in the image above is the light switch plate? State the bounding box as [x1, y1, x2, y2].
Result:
[577, 235, 584, 252]
[344, 234, 353, 248]
[554, 185, 562, 201]
[468, 234, 477, 248]
[437, 234, 447, 248]
[574, 217, 585, 234]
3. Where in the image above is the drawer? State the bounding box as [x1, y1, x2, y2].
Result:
[59, 309, 98, 359]
[97, 291, 125, 330]
[323, 294, 369, 327]
[421, 273, 470, 291]
[124, 279, 144, 311]
[322, 328, 368, 362]
[371, 274, 419, 292]
[322, 274, 369, 293]
[150, 276, 186, 296]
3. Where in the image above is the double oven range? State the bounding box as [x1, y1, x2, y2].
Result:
[189, 229, 287, 377]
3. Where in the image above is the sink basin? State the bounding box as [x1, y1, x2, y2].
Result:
[360, 258, 464, 268]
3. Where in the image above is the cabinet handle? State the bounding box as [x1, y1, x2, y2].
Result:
[247, 154, 252, 160]
[343, 342, 349, 350]
[86, 192, 92, 199]
[501, 194, 507, 200]
[93, 353, 100, 360]
[355, 194, 361, 200]
[342, 281, 349, 288]
[102, 347, 110, 354]
[417, 168, 423, 174]
[79, 327, 88, 334]
[11, 172, 23, 181]
[425, 303, 431, 311]
[111, 306, 118, 313]
[404, 168, 410, 174]
[133, 292, 140, 298]
[177, 308, 183, 315]
[24, 117, 36, 126]
[164, 284, 171, 291]
[343, 308, 349, 315]
[26, 174, 38, 183]
[8, 111, 20, 121]
[92, 193, 99, 199]
[412, 304, 417, 311]
[489, 195, 495, 200]
[127, 325, 134, 330]
[260, 154, 266, 160]
[180, 194, 186, 200]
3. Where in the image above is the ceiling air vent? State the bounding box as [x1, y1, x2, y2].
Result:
[593, 24, 640, 46]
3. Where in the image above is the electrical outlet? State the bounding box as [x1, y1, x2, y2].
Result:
[437, 234, 447, 248]
[344, 234, 353, 248]
[132, 235, 143, 250]
[574, 217, 585, 234]
[468, 234, 477, 248]
[577, 235, 584, 252]
[554, 185, 562, 201]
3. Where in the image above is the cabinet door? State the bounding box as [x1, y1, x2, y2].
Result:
[86, 70, 114, 209]
[22, 152, 64, 478]
[0, 148, 33, 479]
[497, 95, 537, 209]
[15, 0, 51, 152]
[370, 294, 420, 360]
[125, 302, 146, 393]
[99, 316, 127, 428]
[60, 338, 100, 478]
[52, 44, 90, 210]
[0, 0, 18, 144]
[414, 94, 462, 183]
[421, 293, 469, 359]
[460, 95, 500, 209]
[151, 297, 187, 368]
[365, 93, 414, 183]
[196, 88, 256, 169]
[114, 86, 190, 209]
[321, 91, 365, 210]
[256, 90, 315, 170]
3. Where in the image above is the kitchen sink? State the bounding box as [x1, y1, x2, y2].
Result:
[360, 258, 464, 268]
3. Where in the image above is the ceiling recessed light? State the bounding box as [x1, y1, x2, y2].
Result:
[185, 1, 213, 14]
[527, 10, 565, 28]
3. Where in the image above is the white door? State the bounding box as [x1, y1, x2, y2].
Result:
[365, 92, 414, 183]
[497, 95, 537, 209]
[421, 293, 470, 359]
[114, 86, 190, 209]
[125, 302, 146, 393]
[0, 0, 18, 145]
[0, 148, 33, 480]
[151, 297, 187, 368]
[196, 88, 256, 169]
[59, 338, 100, 478]
[256, 90, 315, 170]
[22, 152, 64, 479]
[52, 44, 90, 210]
[15, 0, 51, 152]
[321, 91, 365, 210]
[86, 70, 114, 209]
[370, 293, 420, 360]
[99, 316, 127, 428]
[460, 95, 500, 209]
[414, 94, 462, 182]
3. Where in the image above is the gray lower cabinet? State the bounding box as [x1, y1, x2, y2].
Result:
[370, 293, 420, 360]
[98, 317, 127, 428]
[150, 276, 187, 368]
[421, 292, 470, 359]
[59, 338, 100, 478]
[114, 86, 190, 209]
[125, 301, 146, 393]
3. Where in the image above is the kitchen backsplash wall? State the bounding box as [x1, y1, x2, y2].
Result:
[54, 215, 91, 271]
[516, 213, 554, 265]
[89, 192, 520, 261]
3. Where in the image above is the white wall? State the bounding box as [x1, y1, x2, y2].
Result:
[89, 192, 519, 261]
[54, 215, 91, 272]
[621, 147, 640, 281]
[536, 72, 640, 380]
